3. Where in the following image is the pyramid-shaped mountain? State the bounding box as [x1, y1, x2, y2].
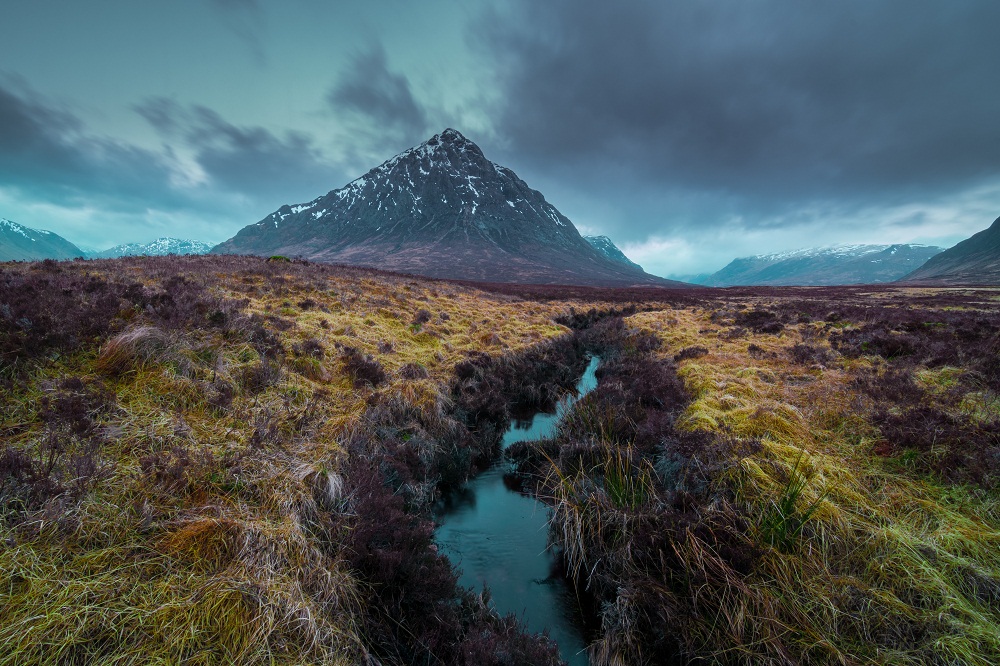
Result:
[902, 216, 1000, 284]
[213, 129, 683, 287]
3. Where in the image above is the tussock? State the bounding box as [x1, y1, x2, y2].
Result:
[0, 255, 576, 664]
[4, 256, 1000, 664]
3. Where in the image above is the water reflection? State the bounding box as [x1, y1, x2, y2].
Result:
[436, 356, 600, 666]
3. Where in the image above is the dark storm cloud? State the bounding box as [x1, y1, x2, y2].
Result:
[480, 1, 1000, 234]
[136, 97, 346, 201]
[0, 77, 187, 211]
[327, 45, 430, 148]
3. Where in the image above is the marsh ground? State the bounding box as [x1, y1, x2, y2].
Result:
[1, 257, 998, 665]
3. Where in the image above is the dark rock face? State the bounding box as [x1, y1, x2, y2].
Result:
[584, 235, 642, 270]
[213, 129, 683, 287]
[0, 219, 83, 261]
[703, 244, 944, 286]
[902, 216, 1000, 284]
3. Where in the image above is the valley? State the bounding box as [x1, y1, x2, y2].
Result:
[2, 255, 999, 665]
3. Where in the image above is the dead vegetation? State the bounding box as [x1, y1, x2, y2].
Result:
[2, 257, 999, 665]
[0, 255, 572, 665]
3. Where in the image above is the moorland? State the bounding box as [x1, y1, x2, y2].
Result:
[2, 255, 999, 665]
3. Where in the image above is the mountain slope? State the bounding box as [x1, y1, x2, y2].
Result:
[0, 218, 83, 261]
[94, 238, 214, 258]
[214, 129, 683, 287]
[902, 216, 1000, 284]
[584, 235, 642, 270]
[703, 244, 943, 286]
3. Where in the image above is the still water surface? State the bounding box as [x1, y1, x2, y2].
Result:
[436, 356, 600, 666]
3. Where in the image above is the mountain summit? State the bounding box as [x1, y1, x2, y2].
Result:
[213, 129, 681, 286]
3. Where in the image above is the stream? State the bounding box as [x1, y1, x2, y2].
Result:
[435, 355, 600, 666]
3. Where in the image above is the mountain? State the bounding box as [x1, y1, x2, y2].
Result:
[583, 235, 642, 270]
[702, 244, 944, 286]
[0, 218, 83, 261]
[93, 238, 214, 259]
[214, 129, 683, 287]
[901, 216, 1000, 284]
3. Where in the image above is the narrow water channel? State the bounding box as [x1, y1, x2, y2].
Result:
[436, 356, 600, 666]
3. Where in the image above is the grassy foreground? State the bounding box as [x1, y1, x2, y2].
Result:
[520, 288, 1000, 664]
[2, 257, 999, 665]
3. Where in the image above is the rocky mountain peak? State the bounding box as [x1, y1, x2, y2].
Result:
[213, 130, 683, 287]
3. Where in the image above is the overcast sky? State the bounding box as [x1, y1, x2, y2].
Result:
[2, 1, 999, 277]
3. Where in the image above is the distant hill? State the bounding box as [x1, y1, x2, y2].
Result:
[0, 218, 83, 261]
[93, 238, 214, 259]
[583, 235, 642, 270]
[703, 244, 944, 286]
[902, 216, 1000, 284]
[214, 129, 684, 287]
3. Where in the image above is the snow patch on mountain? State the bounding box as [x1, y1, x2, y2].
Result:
[705, 243, 944, 286]
[94, 238, 214, 258]
[0, 218, 84, 261]
[584, 235, 643, 270]
[213, 129, 681, 286]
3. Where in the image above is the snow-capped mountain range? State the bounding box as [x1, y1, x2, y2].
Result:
[0, 218, 84, 261]
[701, 243, 944, 286]
[213, 129, 681, 287]
[92, 238, 214, 259]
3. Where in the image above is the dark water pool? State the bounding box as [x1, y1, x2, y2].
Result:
[435, 356, 600, 666]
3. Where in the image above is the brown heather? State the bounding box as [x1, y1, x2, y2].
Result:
[1, 257, 999, 665]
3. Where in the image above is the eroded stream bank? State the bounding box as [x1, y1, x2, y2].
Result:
[435, 355, 600, 666]
[332, 324, 598, 665]
[335, 308, 723, 665]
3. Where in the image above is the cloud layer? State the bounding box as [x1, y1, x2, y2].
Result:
[4, 1, 999, 273]
[478, 1, 1000, 245]
[0, 78, 346, 249]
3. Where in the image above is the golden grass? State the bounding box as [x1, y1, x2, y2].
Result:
[627, 301, 1000, 664]
[6, 262, 999, 664]
[0, 263, 585, 664]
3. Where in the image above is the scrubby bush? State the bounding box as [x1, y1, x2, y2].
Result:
[673, 345, 708, 361]
[399, 362, 429, 380]
[787, 343, 832, 366]
[340, 346, 387, 389]
[238, 359, 282, 394]
[0, 446, 64, 524]
[735, 308, 784, 334]
[411, 309, 432, 326]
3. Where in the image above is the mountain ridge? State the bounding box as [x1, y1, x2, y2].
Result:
[583, 235, 642, 270]
[701, 243, 943, 286]
[93, 238, 214, 259]
[901, 216, 1000, 284]
[0, 218, 84, 262]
